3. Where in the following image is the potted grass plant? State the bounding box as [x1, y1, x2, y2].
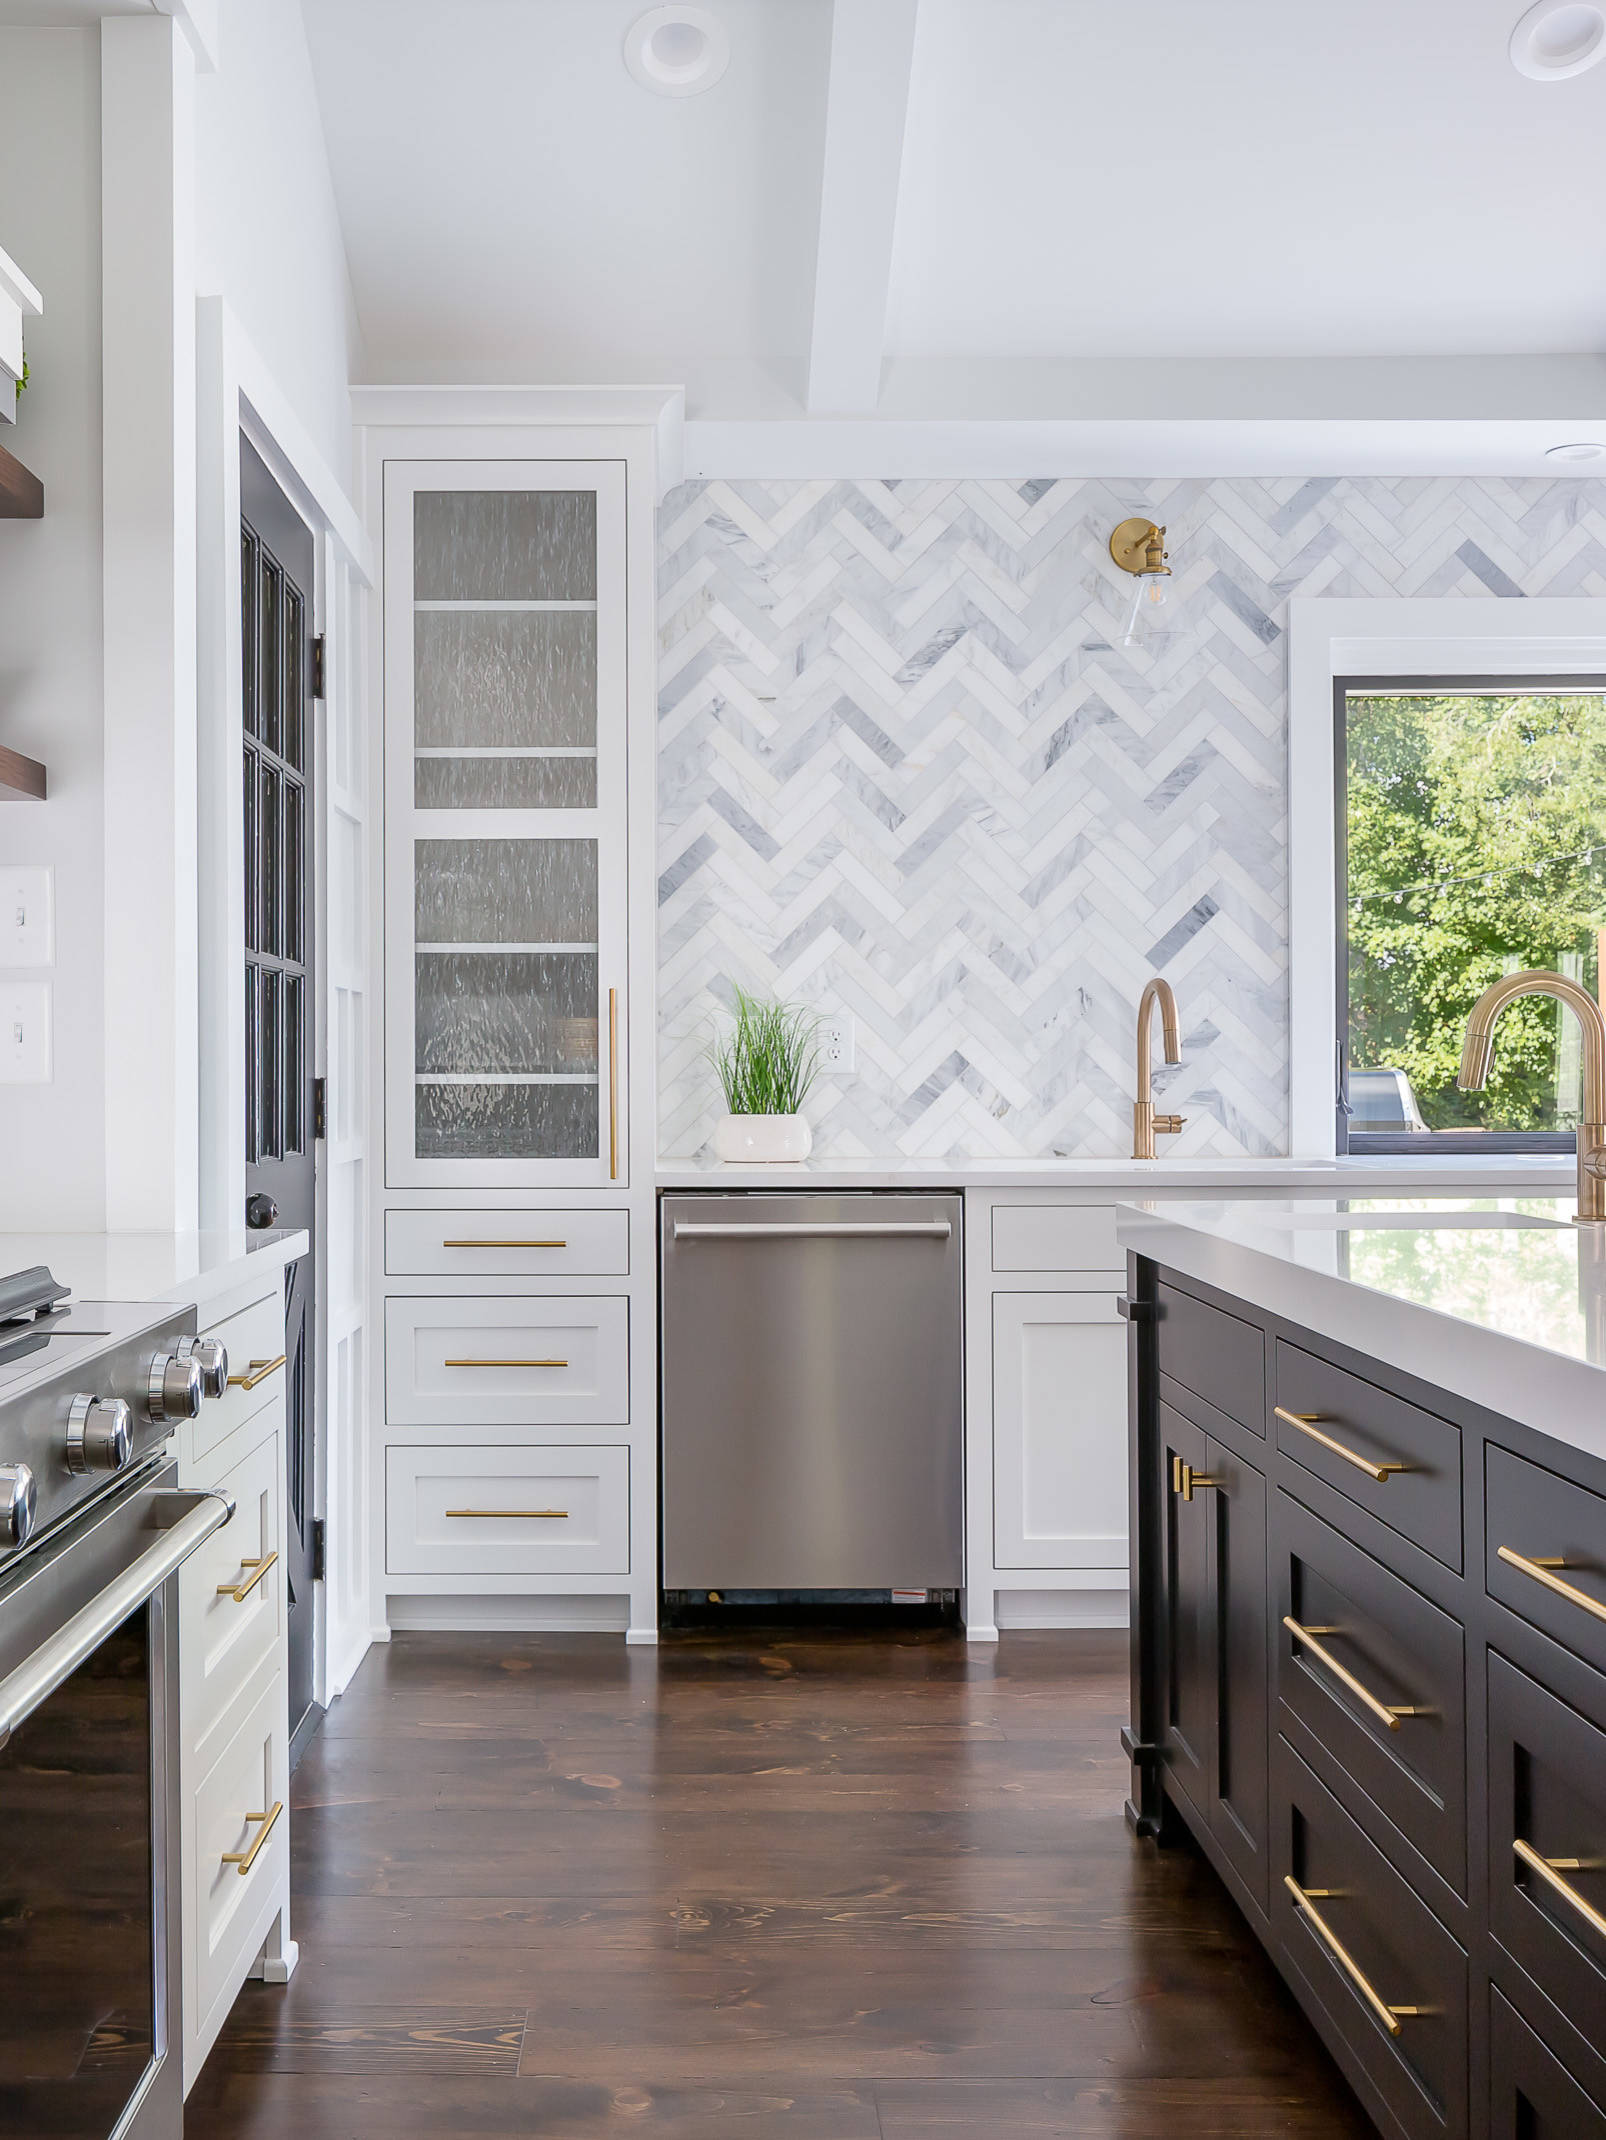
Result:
[708, 988, 820, 1162]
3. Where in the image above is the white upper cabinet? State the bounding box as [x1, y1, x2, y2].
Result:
[383, 460, 629, 1187]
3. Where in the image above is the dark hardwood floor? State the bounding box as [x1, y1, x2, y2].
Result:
[189, 1628, 1373, 2138]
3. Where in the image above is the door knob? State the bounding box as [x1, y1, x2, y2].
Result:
[245, 1193, 278, 1230]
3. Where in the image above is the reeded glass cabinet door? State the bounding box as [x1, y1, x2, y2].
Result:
[384, 462, 627, 1185]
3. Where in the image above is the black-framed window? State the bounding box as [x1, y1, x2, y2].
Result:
[1336, 675, 1606, 1154]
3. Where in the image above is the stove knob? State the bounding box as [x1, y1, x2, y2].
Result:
[176, 1335, 229, 1399]
[66, 1394, 134, 1475]
[148, 1352, 204, 1424]
[0, 1462, 36, 1548]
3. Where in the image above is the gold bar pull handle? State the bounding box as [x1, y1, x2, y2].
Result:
[1283, 1876, 1421, 2037]
[1171, 1457, 1221, 1502]
[227, 1354, 286, 1393]
[221, 1800, 283, 1876]
[1283, 1616, 1428, 1732]
[1514, 1838, 1606, 1938]
[1498, 1545, 1606, 1627]
[443, 1357, 567, 1370]
[445, 1508, 569, 1520]
[1275, 1406, 1409, 1482]
[217, 1550, 278, 1604]
[608, 986, 619, 1181]
[442, 1239, 567, 1250]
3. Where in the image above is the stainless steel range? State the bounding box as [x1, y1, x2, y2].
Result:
[0, 1266, 235, 2140]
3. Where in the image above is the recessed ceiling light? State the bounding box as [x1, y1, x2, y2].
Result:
[1546, 441, 1606, 461]
[624, 6, 729, 97]
[1510, 1, 1606, 79]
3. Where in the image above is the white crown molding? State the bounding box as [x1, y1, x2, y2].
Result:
[352, 384, 685, 491]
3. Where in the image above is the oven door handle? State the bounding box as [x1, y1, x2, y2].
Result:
[0, 1487, 235, 1748]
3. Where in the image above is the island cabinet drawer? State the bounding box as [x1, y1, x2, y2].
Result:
[1490, 1985, 1606, 2140]
[1275, 1493, 1467, 1897]
[990, 1203, 1119, 1274]
[189, 1667, 287, 2055]
[386, 1208, 630, 1278]
[1274, 1342, 1462, 1573]
[384, 1296, 629, 1425]
[191, 1291, 286, 1464]
[1488, 1652, 1606, 2031]
[1486, 1445, 1606, 1683]
[180, 1422, 284, 1760]
[1275, 1743, 1468, 2140]
[386, 1445, 629, 1575]
[1156, 1281, 1265, 1432]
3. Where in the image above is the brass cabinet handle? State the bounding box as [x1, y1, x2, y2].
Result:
[442, 1239, 567, 1249]
[227, 1354, 286, 1392]
[1513, 1837, 1606, 1939]
[1283, 1876, 1426, 2037]
[443, 1357, 567, 1370]
[221, 1800, 282, 1876]
[216, 1550, 278, 1603]
[1498, 1545, 1606, 1627]
[1275, 1406, 1410, 1482]
[1171, 1456, 1221, 1502]
[445, 1507, 568, 1519]
[1283, 1616, 1429, 1732]
[608, 986, 619, 1181]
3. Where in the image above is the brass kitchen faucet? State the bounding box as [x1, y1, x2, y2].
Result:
[1133, 976, 1186, 1160]
[1459, 969, 1606, 1223]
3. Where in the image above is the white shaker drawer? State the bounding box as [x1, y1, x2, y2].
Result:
[386, 1444, 630, 1574]
[990, 1203, 1120, 1275]
[385, 1296, 629, 1425]
[180, 1422, 283, 1759]
[189, 1668, 287, 2049]
[191, 1290, 287, 1463]
[386, 1208, 630, 1278]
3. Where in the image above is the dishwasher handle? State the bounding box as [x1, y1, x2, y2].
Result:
[671, 1220, 952, 1241]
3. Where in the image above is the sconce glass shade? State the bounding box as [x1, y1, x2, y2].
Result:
[1121, 571, 1171, 647]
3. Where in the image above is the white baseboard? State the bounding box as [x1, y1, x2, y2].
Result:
[385, 1592, 631, 1634]
[995, 1588, 1129, 1630]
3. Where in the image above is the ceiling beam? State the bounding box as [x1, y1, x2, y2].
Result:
[805, 0, 919, 416]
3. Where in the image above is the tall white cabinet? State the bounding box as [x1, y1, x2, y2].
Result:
[357, 390, 676, 1646]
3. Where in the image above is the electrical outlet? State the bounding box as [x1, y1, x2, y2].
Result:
[0, 868, 53, 966]
[0, 981, 50, 1083]
[818, 1015, 856, 1073]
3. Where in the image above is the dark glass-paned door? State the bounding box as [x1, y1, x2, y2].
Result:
[242, 436, 319, 1757]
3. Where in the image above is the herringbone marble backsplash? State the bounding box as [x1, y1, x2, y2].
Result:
[658, 476, 1606, 1159]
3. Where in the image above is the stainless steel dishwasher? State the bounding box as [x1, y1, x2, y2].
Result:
[660, 1192, 963, 1592]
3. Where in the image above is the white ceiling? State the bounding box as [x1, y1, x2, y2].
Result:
[301, 0, 1606, 423]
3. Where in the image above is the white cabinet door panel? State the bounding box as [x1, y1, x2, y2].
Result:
[992, 1293, 1127, 1569]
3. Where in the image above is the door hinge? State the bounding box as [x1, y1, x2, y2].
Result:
[313, 1076, 327, 1140]
[310, 1518, 326, 1582]
[311, 633, 327, 701]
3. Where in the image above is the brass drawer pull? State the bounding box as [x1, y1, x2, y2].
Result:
[216, 1550, 277, 1603]
[1498, 1545, 1606, 1627]
[1171, 1456, 1221, 1502]
[445, 1507, 568, 1520]
[221, 1800, 282, 1876]
[227, 1354, 286, 1392]
[1514, 1838, 1606, 1938]
[1283, 1876, 1426, 2037]
[443, 1357, 568, 1370]
[1275, 1406, 1410, 1482]
[442, 1238, 567, 1249]
[1283, 1616, 1429, 1732]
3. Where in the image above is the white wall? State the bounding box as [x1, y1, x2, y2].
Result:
[194, 0, 363, 485]
[0, 29, 105, 1230]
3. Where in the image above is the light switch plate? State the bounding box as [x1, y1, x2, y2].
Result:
[0, 867, 53, 966]
[0, 981, 50, 1083]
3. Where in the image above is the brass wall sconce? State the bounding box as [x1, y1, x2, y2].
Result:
[1109, 518, 1173, 646]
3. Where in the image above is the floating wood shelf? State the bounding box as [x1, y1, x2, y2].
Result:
[0, 742, 46, 801]
[0, 438, 43, 518]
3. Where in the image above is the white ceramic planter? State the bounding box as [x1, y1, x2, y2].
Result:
[711, 1112, 813, 1163]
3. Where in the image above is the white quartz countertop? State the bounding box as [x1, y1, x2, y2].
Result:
[656, 1154, 1575, 1193]
[0, 1229, 310, 1311]
[1117, 1194, 1606, 1468]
